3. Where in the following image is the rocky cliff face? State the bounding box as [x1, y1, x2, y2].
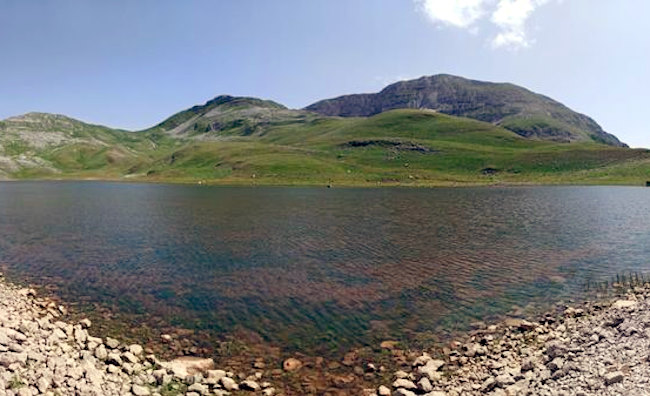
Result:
[306, 74, 626, 147]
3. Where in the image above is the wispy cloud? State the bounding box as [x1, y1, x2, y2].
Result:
[416, 0, 559, 49]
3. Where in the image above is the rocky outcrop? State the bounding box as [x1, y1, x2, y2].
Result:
[0, 273, 274, 396]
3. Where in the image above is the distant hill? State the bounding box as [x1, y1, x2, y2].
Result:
[0, 112, 153, 179]
[306, 74, 626, 147]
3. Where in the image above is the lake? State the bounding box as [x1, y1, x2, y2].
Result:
[1, 182, 649, 356]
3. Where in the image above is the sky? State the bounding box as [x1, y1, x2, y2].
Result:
[1, 0, 649, 147]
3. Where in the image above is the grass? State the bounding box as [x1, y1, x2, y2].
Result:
[3, 109, 650, 187]
[159, 382, 187, 396]
[8, 376, 25, 390]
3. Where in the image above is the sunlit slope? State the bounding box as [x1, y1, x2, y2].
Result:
[134, 109, 650, 186]
[0, 112, 190, 180]
[1, 107, 648, 185]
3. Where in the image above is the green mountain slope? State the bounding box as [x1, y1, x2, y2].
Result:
[1, 93, 648, 187]
[0, 112, 172, 179]
[306, 74, 626, 147]
[133, 102, 648, 186]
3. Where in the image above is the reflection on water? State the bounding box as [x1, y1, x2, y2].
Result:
[1, 182, 649, 354]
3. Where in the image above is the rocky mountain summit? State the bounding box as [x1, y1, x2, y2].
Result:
[306, 74, 626, 147]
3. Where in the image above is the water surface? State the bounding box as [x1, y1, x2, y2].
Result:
[1, 182, 648, 354]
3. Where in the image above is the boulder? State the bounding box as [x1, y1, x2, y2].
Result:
[240, 380, 261, 391]
[221, 376, 239, 391]
[417, 359, 445, 381]
[164, 357, 214, 378]
[605, 371, 624, 385]
[105, 337, 120, 349]
[187, 383, 209, 395]
[79, 318, 92, 328]
[418, 377, 433, 392]
[282, 358, 302, 372]
[392, 378, 417, 390]
[612, 300, 637, 309]
[131, 384, 150, 396]
[94, 345, 108, 361]
[106, 352, 122, 366]
[412, 353, 432, 367]
[129, 344, 144, 356]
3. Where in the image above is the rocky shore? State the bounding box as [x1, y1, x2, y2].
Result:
[4, 269, 650, 396]
[0, 273, 274, 396]
[371, 285, 650, 396]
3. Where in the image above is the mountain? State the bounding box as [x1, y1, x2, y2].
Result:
[148, 95, 319, 138]
[0, 112, 155, 178]
[118, 105, 647, 186]
[306, 74, 626, 147]
[1, 83, 647, 186]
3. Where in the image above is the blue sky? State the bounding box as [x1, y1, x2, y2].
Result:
[1, 0, 649, 147]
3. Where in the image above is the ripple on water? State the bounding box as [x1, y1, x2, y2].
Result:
[1, 182, 650, 355]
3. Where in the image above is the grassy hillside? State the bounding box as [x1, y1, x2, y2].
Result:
[139, 109, 648, 186]
[0, 112, 180, 180]
[1, 106, 649, 187]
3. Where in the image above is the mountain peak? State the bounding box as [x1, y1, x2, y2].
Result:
[150, 95, 307, 137]
[201, 95, 287, 111]
[306, 74, 626, 147]
[5, 112, 75, 123]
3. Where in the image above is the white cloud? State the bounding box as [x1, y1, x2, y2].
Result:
[417, 0, 559, 49]
[417, 0, 490, 28]
[490, 0, 549, 48]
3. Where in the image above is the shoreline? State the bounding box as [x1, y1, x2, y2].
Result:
[0, 272, 276, 396]
[379, 284, 650, 396]
[3, 269, 650, 395]
[1, 177, 648, 190]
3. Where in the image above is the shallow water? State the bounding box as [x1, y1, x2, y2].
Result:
[1, 182, 649, 355]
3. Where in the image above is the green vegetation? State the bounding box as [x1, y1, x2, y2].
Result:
[8, 375, 25, 390]
[159, 382, 187, 396]
[1, 102, 649, 187]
